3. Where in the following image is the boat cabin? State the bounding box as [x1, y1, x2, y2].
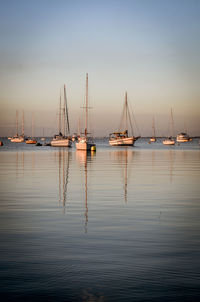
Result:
[109, 130, 128, 140]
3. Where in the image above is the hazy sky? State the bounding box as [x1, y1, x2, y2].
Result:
[0, 0, 200, 136]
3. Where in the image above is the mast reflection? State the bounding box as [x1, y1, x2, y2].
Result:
[76, 151, 95, 233]
[57, 150, 71, 213]
[110, 149, 134, 203]
[16, 151, 25, 178]
[169, 150, 174, 184]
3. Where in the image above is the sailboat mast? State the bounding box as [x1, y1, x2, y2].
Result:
[22, 111, 24, 136]
[85, 73, 88, 137]
[62, 104, 65, 136]
[32, 112, 34, 137]
[16, 110, 18, 136]
[59, 91, 61, 134]
[125, 92, 128, 131]
[152, 116, 155, 137]
[171, 108, 174, 137]
[64, 84, 70, 135]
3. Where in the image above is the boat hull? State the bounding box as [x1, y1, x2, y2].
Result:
[50, 139, 72, 147]
[26, 140, 37, 144]
[11, 137, 24, 143]
[163, 139, 175, 145]
[109, 137, 135, 146]
[76, 141, 95, 151]
[176, 138, 189, 142]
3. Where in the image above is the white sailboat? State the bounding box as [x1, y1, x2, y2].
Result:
[109, 92, 140, 146]
[150, 116, 156, 142]
[163, 108, 175, 145]
[76, 74, 96, 151]
[163, 137, 175, 145]
[11, 110, 25, 143]
[51, 85, 72, 147]
[26, 113, 37, 144]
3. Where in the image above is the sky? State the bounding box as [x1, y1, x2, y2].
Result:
[0, 0, 200, 137]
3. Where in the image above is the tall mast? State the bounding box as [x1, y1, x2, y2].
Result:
[125, 92, 128, 131]
[62, 103, 65, 136]
[22, 110, 24, 136]
[152, 116, 155, 137]
[171, 108, 174, 137]
[16, 110, 18, 136]
[59, 90, 61, 134]
[85, 73, 88, 137]
[64, 84, 70, 135]
[32, 112, 34, 137]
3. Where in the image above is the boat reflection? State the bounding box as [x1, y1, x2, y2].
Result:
[16, 151, 25, 178]
[110, 149, 134, 203]
[169, 150, 174, 184]
[76, 150, 96, 233]
[57, 150, 71, 212]
[162, 150, 175, 184]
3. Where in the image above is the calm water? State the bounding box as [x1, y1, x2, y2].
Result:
[0, 138, 200, 301]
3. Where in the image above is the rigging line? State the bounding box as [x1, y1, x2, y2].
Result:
[127, 103, 134, 136]
[59, 90, 61, 134]
[152, 116, 156, 137]
[64, 85, 70, 135]
[129, 101, 141, 136]
[170, 108, 175, 137]
[118, 101, 126, 131]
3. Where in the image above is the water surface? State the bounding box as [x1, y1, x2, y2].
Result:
[0, 139, 200, 301]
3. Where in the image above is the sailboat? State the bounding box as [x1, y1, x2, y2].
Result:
[150, 116, 156, 142]
[76, 74, 96, 151]
[41, 128, 46, 141]
[109, 92, 140, 146]
[51, 85, 72, 147]
[26, 113, 37, 144]
[11, 111, 25, 143]
[176, 132, 190, 142]
[176, 121, 192, 142]
[163, 108, 175, 145]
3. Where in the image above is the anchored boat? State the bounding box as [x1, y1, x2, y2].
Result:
[109, 92, 140, 146]
[76, 74, 96, 151]
[176, 132, 190, 142]
[163, 137, 175, 145]
[163, 108, 175, 145]
[26, 113, 37, 144]
[149, 116, 156, 142]
[51, 85, 72, 147]
[11, 110, 25, 143]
